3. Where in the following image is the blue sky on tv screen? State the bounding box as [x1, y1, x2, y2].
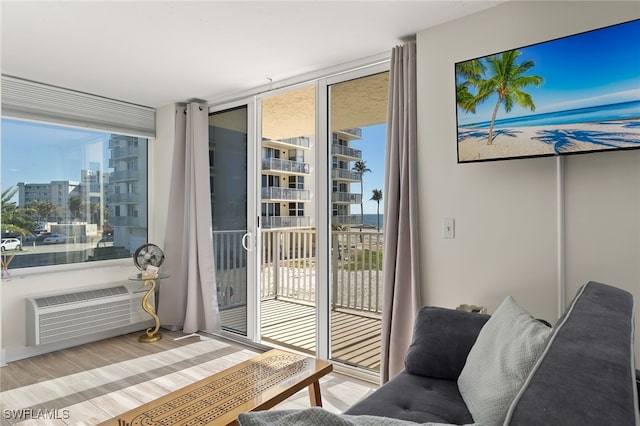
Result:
[457, 19, 640, 126]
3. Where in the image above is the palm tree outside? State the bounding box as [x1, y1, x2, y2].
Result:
[352, 160, 371, 228]
[370, 189, 382, 231]
[472, 50, 543, 145]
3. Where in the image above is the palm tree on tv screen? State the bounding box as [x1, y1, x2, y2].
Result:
[455, 59, 486, 113]
[474, 50, 543, 145]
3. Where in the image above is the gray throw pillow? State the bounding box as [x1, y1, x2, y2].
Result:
[457, 296, 551, 426]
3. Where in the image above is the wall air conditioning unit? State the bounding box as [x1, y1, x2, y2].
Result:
[26, 284, 153, 346]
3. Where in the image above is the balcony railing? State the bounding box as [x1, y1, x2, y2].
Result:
[262, 187, 311, 201]
[108, 193, 140, 203]
[110, 169, 139, 182]
[262, 136, 311, 149]
[331, 192, 362, 204]
[214, 228, 383, 313]
[335, 128, 363, 138]
[262, 158, 310, 175]
[261, 216, 311, 229]
[109, 146, 139, 160]
[259, 229, 382, 313]
[331, 144, 362, 160]
[331, 214, 362, 226]
[331, 168, 361, 181]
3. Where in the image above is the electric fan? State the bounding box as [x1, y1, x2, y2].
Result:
[133, 243, 165, 271]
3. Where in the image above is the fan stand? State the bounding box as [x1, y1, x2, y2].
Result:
[139, 276, 162, 343]
[132, 243, 166, 343]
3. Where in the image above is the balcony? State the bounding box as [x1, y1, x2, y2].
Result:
[216, 228, 383, 371]
[262, 136, 311, 150]
[331, 144, 362, 160]
[261, 216, 311, 229]
[335, 128, 363, 138]
[110, 169, 139, 182]
[108, 193, 140, 203]
[331, 192, 362, 204]
[109, 146, 139, 161]
[332, 214, 362, 226]
[331, 168, 361, 181]
[262, 187, 311, 202]
[262, 158, 310, 175]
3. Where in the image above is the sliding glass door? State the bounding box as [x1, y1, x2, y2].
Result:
[327, 69, 389, 372]
[258, 85, 318, 354]
[209, 103, 258, 338]
[207, 64, 389, 378]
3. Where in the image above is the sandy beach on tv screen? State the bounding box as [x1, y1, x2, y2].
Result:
[457, 119, 640, 162]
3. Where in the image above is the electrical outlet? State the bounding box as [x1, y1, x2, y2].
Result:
[443, 218, 455, 239]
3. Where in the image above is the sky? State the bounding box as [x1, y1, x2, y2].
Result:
[1, 119, 112, 203]
[456, 19, 640, 126]
[351, 123, 386, 215]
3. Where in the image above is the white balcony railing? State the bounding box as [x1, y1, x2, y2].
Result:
[331, 168, 361, 181]
[331, 192, 362, 204]
[261, 216, 311, 229]
[214, 228, 383, 314]
[262, 187, 311, 201]
[331, 144, 362, 159]
[331, 214, 362, 226]
[262, 158, 310, 174]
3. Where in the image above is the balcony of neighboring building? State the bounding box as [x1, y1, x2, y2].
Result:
[334, 128, 363, 139]
[108, 147, 140, 166]
[261, 215, 311, 229]
[331, 143, 362, 161]
[110, 169, 139, 182]
[262, 158, 310, 175]
[262, 136, 311, 151]
[108, 193, 140, 204]
[331, 191, 362, 204]
[262, 187, 311, 202]
[331, 168, 361, 182]
[331, 214, 362, 226]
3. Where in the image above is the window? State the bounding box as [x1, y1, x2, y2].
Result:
[1, 118, 149, 269]
[288, 202, 304, 217]
[288, 176, 304, 190]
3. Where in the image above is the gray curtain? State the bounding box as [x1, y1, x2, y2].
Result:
[380, 42, 421, 384]
[158, 102, 221, 334]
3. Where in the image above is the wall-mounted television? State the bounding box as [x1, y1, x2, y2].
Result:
[455, 19, 640, 163]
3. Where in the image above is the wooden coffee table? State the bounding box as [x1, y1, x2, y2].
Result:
[99, 349, 333, 426]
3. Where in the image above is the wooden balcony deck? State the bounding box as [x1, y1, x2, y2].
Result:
[219, 299, 382, 371]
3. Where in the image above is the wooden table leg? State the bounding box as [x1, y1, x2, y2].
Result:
[308, 381, 323, 407]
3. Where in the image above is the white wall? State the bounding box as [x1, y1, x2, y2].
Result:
[417, 1, 640, 337]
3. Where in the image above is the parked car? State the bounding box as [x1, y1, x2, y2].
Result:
[43, 233, 67, 244]
[1, 238, 22, 252]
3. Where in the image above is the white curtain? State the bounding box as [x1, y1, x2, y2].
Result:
[380, 41, 421, 384]
[158, 102, 221, 334]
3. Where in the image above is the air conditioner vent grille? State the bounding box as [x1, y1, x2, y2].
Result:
[38, 300, 131, 344]
[34, 285, 128, 308]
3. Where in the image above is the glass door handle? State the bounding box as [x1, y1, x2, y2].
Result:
[241, 232, 253, 251]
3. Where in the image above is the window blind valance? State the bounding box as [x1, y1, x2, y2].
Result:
[1, 75, 155, 138]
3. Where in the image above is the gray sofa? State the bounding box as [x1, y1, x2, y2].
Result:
[345, 281, 639, 425]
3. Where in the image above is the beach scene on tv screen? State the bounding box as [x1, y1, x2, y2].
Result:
[456, 19, 640, 163]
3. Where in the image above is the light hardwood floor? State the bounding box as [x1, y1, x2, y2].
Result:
[0, 330, 377, 425]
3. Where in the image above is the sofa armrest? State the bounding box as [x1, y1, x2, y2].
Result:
[404, 306, 489, 380]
